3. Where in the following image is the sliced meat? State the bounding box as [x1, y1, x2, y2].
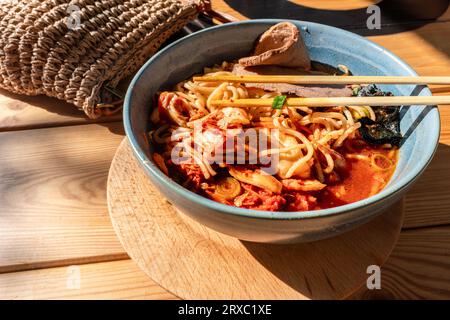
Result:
[239, 22, 311, 69]
[232, 64, 353, 98]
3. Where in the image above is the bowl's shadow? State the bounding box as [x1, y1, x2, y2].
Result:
[240, 199, 404, 299]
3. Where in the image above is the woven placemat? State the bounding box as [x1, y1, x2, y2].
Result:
[0, 0, 209, 118]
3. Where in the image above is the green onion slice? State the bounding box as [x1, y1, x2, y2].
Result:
[272, 95, 287, 110]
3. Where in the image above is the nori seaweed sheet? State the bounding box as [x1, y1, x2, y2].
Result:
[357, 84, 402, 146]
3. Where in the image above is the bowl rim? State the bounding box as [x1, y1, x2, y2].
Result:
[124, 19, 440, 220]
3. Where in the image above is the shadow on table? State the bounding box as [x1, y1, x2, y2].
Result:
[0, 87, 124, 134]
[0, 88, 87, 118]
[238, 199, 403, 300]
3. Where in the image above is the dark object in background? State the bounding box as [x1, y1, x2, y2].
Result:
[384, 0, 449, 20]
[222, 0, 449, 37]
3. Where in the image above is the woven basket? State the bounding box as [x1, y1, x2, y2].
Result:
[0, 0, 209, 118]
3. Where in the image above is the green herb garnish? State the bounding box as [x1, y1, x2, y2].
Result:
[272, 95, 287, 110]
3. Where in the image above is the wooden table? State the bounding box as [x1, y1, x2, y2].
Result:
[1, 0, 449, 300]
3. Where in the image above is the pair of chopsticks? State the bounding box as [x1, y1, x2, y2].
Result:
[193, 75, 450, 107]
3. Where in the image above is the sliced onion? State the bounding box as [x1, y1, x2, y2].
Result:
[371, 153, 394, 171]
[214, 177, 242, 200]
[229, 167, 282, 194]
[345, 154, 370, 161]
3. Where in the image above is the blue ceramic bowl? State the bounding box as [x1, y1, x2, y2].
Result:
[124, 20, 440, 243]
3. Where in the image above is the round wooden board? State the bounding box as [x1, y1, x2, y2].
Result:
[107, 139, 404, 300]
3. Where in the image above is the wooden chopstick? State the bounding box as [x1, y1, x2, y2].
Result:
[210, 96, 450, 108]
[194, 75, 450, 85]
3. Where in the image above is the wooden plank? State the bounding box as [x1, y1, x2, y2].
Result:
[0, 259, 176, 300]
[0, 122, 127, 272]
[403, 141, 450, 229]
[367, 22, 450, 77]
[2, 226, 449, 300]
[351, 226, 450, 299]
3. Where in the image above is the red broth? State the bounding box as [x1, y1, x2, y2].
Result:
[317, 143, 398, 209]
